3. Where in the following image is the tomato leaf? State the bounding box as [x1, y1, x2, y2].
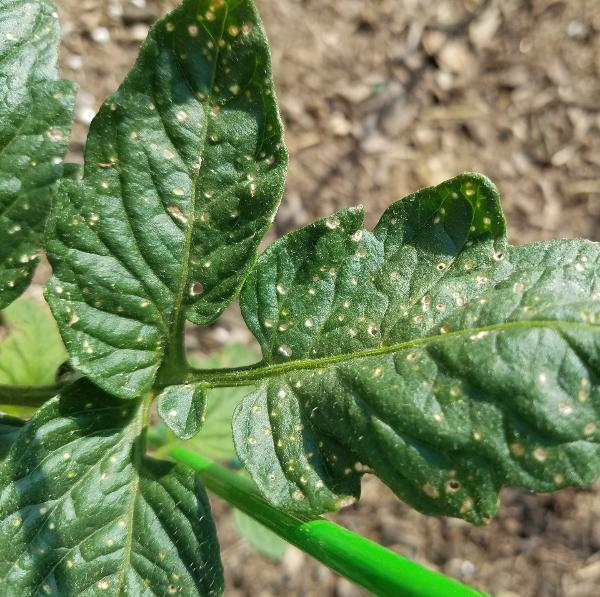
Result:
[234, 173, 600, 523]
[187, 344, 259, 457]
[45, 0, 287, 399]
[0, 298, 67, 387]
[0, 415, 23, 459]
[157, 383, 207, 440]
[0, 0, 75, 309]
[34, 0, 600, 528]
[0, 379, 223, 595]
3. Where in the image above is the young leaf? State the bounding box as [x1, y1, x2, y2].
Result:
[0, 379, 223, 595]
[157, 383, 207, 440]
[233, 173, 600, 523]
[0, 0, 75, 309]
[45, 0, 287, 399]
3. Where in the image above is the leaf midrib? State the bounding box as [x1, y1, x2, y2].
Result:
[116, 394, 152, 596]
[183, 319, 598, 387]
[168, 4, 229, 365]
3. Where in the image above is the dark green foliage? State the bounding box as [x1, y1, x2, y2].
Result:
[235, 174, 600, 523]
[0, 380, 223, 596]
[158, 383, 207, 440]
[1, 1, 599, 595]
[0, 0, 75, 309]
[45, 0, 287, 400]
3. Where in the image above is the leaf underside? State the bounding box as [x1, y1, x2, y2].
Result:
[0, 0, 75, 309]
[0, 380, 223, 596]
[234, 173, 600, 524]
[45, 0, 287, 400]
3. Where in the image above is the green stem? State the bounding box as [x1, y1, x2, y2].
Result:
[0, 383, 65, 407]
[170, 446, 489, 597]
[176, 319, 588, 388]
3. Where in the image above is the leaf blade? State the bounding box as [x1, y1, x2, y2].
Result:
[235, 173, 600, 523]
[46, 0, 287, 399]
[233, 384, 361, 514]
[0, 298, 67, 387]
[157, 383, 207, 440]
[0, 380, 223, 595]
[0, 0, 75, 309]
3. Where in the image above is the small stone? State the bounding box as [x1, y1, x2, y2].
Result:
[90, 27, 110, 44]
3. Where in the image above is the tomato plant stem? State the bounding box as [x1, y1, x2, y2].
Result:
[170, 445, 489, 597]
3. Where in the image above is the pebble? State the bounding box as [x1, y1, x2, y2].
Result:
[90, 27, 110, 43]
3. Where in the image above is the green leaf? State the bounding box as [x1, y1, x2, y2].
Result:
[233, 509, 287, 561]
[0, 298, 67, 417]
[0, 0, 75, 309]
[232, 173, 600, 523]
[187, 344, 258, 460]
[151, 344, 259, 460]
[45, 0, 287, 399]
[233, 385, 361, 513]
[0, 298, 67, 387]
[0, 415, 23, 459]
[157, 383, 207, 440]
[0, 379, 223, 596]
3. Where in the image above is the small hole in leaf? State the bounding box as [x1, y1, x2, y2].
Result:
[167, 204, 188, 224]
[446, 480, 461, 492]
[190, 282, 204, 296]
[278, 344, 293, 357]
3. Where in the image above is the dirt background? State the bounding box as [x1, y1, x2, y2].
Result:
[52, 0, 600, 595]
